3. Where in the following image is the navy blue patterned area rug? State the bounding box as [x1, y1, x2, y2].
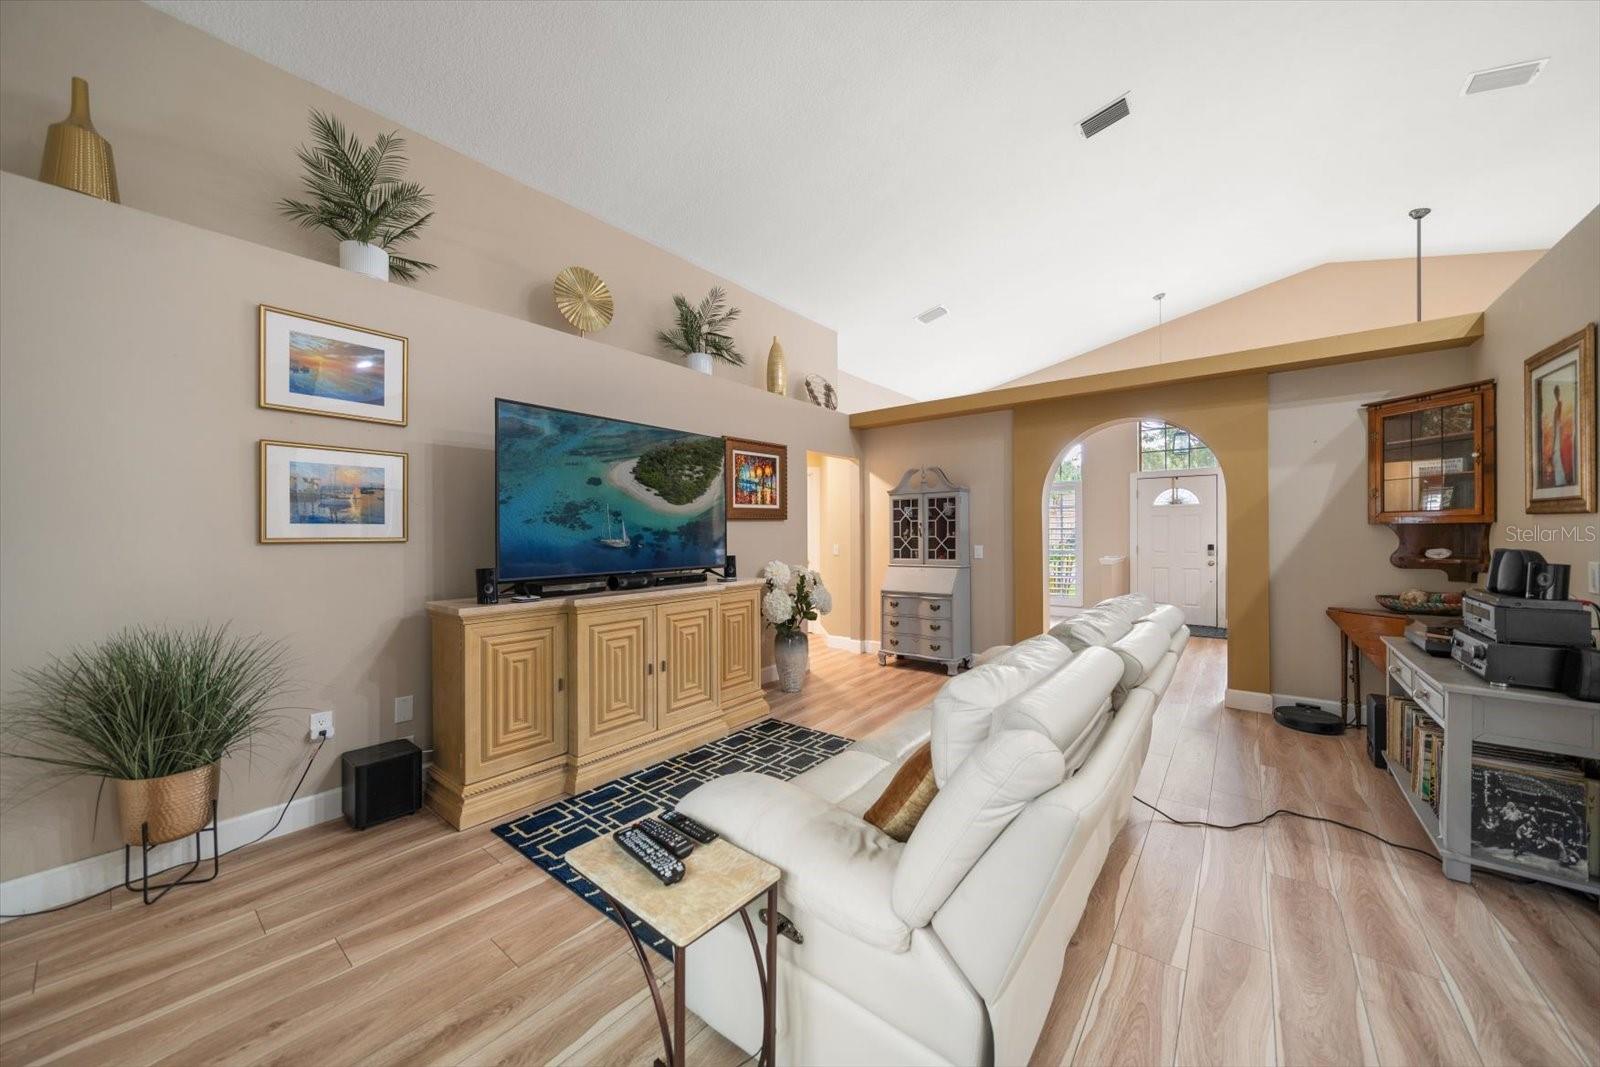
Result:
[493, 718, 849, 959]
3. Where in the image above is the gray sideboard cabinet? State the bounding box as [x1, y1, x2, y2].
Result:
[879, 467, 972, 675]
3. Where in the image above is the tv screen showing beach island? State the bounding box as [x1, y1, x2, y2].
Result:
[495, 399, 726, 581]
[289, 330, 385, 406]
[289, 461, 386, 524]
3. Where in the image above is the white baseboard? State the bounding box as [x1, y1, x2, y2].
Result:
[823, 634, 869, 654]
[0, 784, 344, 920]
[1225, 688, 1274, 714]
[761, 664, 778, 686]
[865, 640, 880, 654]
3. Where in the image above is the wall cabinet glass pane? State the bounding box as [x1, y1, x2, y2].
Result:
[1367, 381, 1494, 525]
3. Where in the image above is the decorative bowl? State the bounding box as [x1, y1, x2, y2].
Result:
[1375, 592, 1462, 616]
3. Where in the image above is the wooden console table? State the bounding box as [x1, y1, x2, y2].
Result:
[1326, 606, 1455, 724]
[1383, 636, 1599, 895]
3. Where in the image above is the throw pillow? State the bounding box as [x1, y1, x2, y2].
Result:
[863, 742, 938, 842]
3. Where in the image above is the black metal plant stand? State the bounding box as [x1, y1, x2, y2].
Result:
[122, 799, 220, 905]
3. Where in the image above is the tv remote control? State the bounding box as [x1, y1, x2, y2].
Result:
[660, 809, 718, 844]
[615, 826, 684, 885]
[638, 817, 695, 859]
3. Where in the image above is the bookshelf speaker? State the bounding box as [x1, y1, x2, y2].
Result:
[341, 740, 423, 830]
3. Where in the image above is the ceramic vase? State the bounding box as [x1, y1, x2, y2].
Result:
[774, 630, 809, 693]
[339, 240, 390, 281]
[687, 351, 714, 375]
[38, 77, 119, 202]
[766, 336, 787, 396]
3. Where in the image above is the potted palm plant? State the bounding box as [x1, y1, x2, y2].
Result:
[657, 287, 746, 374]
[3, 625, 289, 846]
[279, 110, 436, 282]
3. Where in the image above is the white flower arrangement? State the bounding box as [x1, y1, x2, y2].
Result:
[759, 559, 831, 634]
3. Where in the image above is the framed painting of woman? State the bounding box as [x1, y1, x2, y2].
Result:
[1523, 323, 1596, 514]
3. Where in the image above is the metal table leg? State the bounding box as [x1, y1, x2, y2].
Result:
[596, 888, 676, 1067]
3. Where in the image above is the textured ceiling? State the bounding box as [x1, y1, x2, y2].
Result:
[149, 0, 1600, 400]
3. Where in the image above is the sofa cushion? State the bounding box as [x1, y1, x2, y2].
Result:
[930, 634, 1071, 787]
[850, 705, 932, 763]
[863, 742, 938, 842]
[791, 749, 889, 805]
[991, 645, 1124, 773]
[1108, 620, 1173, 691]
[1048, 609, 1133, 652]
[1142, 603, 1186, 636]
[892, 729, 1066, 928]
[1097, 593, 1155, 625]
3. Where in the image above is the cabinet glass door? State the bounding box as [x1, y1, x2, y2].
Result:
[1380, 398, 1478, 515]
[925, 494, 959, 561]
[891, 496, 922, 561]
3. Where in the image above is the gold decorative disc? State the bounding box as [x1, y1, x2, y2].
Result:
[554, 266, 614, 336]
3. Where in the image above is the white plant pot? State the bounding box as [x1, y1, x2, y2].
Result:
[338, 240, 390, 281]
[687, 351, 714, 376]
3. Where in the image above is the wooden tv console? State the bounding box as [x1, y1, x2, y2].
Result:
[425, 578, 770, 829]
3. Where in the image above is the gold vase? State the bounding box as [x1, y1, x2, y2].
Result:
[38, 77, 119, 203]
[766, 335, 787, 396]
[115, 763, 218, 846]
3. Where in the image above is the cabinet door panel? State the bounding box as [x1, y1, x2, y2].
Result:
[470, 618, 566, 780]
[657, 597, 720, 729]
[575, 609, 654, 751]
[719, 587, 761, 702]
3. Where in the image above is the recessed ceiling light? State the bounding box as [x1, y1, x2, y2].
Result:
[916, 304, 949, 324]
[1079, 94, 1131, 138]
[1462, 58, 1548, 96]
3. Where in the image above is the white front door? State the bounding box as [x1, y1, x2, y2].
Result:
[1135, 473, 1218, 627]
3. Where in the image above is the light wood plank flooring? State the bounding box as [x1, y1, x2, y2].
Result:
[2, 636, 1596, 1066]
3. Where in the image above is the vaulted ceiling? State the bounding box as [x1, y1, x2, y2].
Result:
[151, 0, 1600, 400]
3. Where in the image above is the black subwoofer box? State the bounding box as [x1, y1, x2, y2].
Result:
[342, 740, 423, 829]
[1366, 693, 1387, 769]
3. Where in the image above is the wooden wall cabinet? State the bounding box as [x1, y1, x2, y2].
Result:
[427, 580, 769, 828]
[1364, 380, 1495, 581]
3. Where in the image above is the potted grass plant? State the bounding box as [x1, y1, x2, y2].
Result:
[657, 286, 746, 374]
[279, 110, 436, 283]
[2, 625, 290, 845]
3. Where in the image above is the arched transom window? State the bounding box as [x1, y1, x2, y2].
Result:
[1139, 420, 1217, 471]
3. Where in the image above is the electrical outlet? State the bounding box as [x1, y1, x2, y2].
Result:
[831, 543, 840, 556]
[393, 694, 414, 724]
[974, 544, 985, 559]
[308, 711, 334, 741]
[1590, 560, 1600, 594]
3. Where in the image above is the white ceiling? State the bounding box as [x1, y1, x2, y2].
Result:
[150, 0, 1600, 400]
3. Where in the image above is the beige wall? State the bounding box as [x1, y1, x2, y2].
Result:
[861, 413, 1014, 652]
[0, 0, 838, 395]
[1004, 252, 1542, 388]
[1267, 349, 1479, 701]
[805, 452, 863, 642]
[0, 175, 855, 880]
[1472, 206, 1600, 572]
[836, 371, 915, 414]
[1077, 422, 1139, 608]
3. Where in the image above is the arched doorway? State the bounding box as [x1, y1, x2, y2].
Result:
[1042, 417, 1228, 636]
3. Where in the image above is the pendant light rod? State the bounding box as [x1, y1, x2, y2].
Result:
[1408, 207, 1430, 322]
[1153, 292, 1166, 362]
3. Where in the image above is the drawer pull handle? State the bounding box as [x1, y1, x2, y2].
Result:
[557, 678, 565, 693]
[889, 600, 900, 608]
[646, 662, 654, 676]
[929, 623, 941, 632]
[889, 639, 900, 647]
[660, 659, 668, 673]
[930, 643, 941, 652]
[889, 619, 899, 628]
[929, 604, 942, 612]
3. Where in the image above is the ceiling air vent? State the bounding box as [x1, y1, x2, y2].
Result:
[915, 304, 948, 324]
[1079, 94, 1130, 138]
[1462, 59, 1547, 96]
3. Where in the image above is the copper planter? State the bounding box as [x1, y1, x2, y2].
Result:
[114, 763, 219, 846]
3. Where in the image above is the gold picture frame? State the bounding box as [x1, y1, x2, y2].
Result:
[724, 437, 788, 521]
[1523, 323, 1596, 514]
[258, 305, 409, 426]
[259, 439, 409, 543]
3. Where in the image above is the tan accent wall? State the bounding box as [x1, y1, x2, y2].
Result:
[1005, 252, 1543, 387]
[1077, 422, 1139, 608]
[1471, 206, 1600, 571]
[0, 0, 837, 395]
[861, 413, 1014, 652]
[805, 453, 863, 643]
[1267, 349, 1479, 701]
[1011, 376, 1272, 695]
[0, 175, 855, 880]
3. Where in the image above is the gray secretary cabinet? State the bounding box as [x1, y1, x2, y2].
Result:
[879, 467, 972, 675]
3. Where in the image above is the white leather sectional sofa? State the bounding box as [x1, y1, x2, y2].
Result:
[676, 593, 1190, 1066]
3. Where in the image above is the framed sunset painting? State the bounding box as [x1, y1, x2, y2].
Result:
[259, 440, 408, 543]
[724, 438, 788, 521]
[259, 305, 407, 425]
[1523, 323, 1596, 514]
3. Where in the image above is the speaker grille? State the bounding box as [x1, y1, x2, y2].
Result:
[1080, 96, 1131, 138]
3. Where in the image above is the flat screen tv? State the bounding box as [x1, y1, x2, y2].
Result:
[495, 398, 726, 584]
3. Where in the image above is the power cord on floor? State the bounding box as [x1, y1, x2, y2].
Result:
[0, 735, 329, 919]
[1133, 793, 1438, 860]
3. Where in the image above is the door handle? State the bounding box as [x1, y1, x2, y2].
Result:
[646, 662, 654, 676]
[556, 677, 564, 692]
[660, 659, 668, 673]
